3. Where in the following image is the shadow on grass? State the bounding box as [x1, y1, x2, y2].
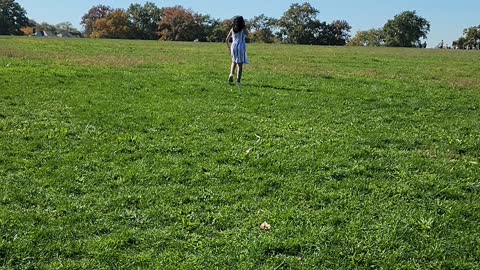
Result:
[249, 83, 301, 91]
[246, 75, 334, 92]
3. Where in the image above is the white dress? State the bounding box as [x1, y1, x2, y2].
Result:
[231, 29, 248, 64]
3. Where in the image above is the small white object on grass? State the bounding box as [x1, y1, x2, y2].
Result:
[260, 221, 271, 231]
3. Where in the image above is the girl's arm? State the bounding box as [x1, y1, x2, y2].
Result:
[226, 29, 233, 51]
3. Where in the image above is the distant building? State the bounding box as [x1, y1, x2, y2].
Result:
[33, 30, 56, 37]
[57, 32, 82, 38]
[57, 32, 72, 38]
[32, 30, 82, 38]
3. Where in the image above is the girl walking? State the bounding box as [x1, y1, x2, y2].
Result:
[226, 16, 248, 87]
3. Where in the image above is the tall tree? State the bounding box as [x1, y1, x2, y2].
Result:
[81, 5, 112, 37]
[383, 11, 430, 47]
[0, 0, 29, 35]
[277, 2, 321, 44]
[207, 18, 231, 42]
[453, 26, 480, 49]
[90, 9, 131, 39]
[56, 22, 75, 32]
[157, 6, 203, 41]
[191, 13, 215, 42]
[349, 28, 385, 46]
[127, 2, 163, 40]
[463, 26, 480, 49]
[452, 37, 467, 49]
[36, 22, 57, 34]
[56, 21, 81, 36]
[323, 20, 351, 45]
[249, 14, 278, 43]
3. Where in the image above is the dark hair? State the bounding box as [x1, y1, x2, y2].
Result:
[232, 16, 245, 33]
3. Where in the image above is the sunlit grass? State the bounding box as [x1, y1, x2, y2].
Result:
[1, 36, 479, 269]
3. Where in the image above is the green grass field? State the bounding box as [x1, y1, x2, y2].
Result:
[1, 36, 479, 269]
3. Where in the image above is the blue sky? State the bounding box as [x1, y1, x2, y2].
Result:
[16, 0, 480, 47]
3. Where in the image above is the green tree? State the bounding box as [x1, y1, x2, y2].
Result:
[56, 22, 81, 37]
[452, 37, 466, 49]
[81, 5, 112, 37]
[453, 26, 480, 49]
[349, 28, 385, 46]
[206, 18, 230, 42]
[383, 11, 430, 47]
[323, 20, 351, 45]
[0, 0, 29, 35]
[56, 22, 75, 32]
[277, 3, 350, 46]
[463, 26, 480, 49]
[192, 14, 216, 42]
[249, 14, 277, 43]
[36, 22, 57, 34]
[277, 2, 321, 44]
[127, 2, 163, 40]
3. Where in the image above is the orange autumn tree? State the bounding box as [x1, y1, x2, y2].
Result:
[20, 26, 34, 35]
[157, 6, 204, 41]
[91, 9, 131, 39]
[81, 5, 112, 37]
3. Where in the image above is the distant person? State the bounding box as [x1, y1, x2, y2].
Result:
[226, 16, 248, 87]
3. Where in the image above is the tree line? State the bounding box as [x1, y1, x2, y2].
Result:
[349, 11, 430, 48]
[453, 26, 480, 50]
[1, 0, 479, 49]
[79, 2, 352, 45]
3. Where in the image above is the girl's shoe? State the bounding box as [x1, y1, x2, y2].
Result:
[228, 75, 234, 85]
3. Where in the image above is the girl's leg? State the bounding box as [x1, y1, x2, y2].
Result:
[229, 62, 236, 83]
[230, 62, 237, 76]
[237, 64, 243, 84]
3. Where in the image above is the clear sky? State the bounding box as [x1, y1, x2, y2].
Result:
[15, 0, 480, 47]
